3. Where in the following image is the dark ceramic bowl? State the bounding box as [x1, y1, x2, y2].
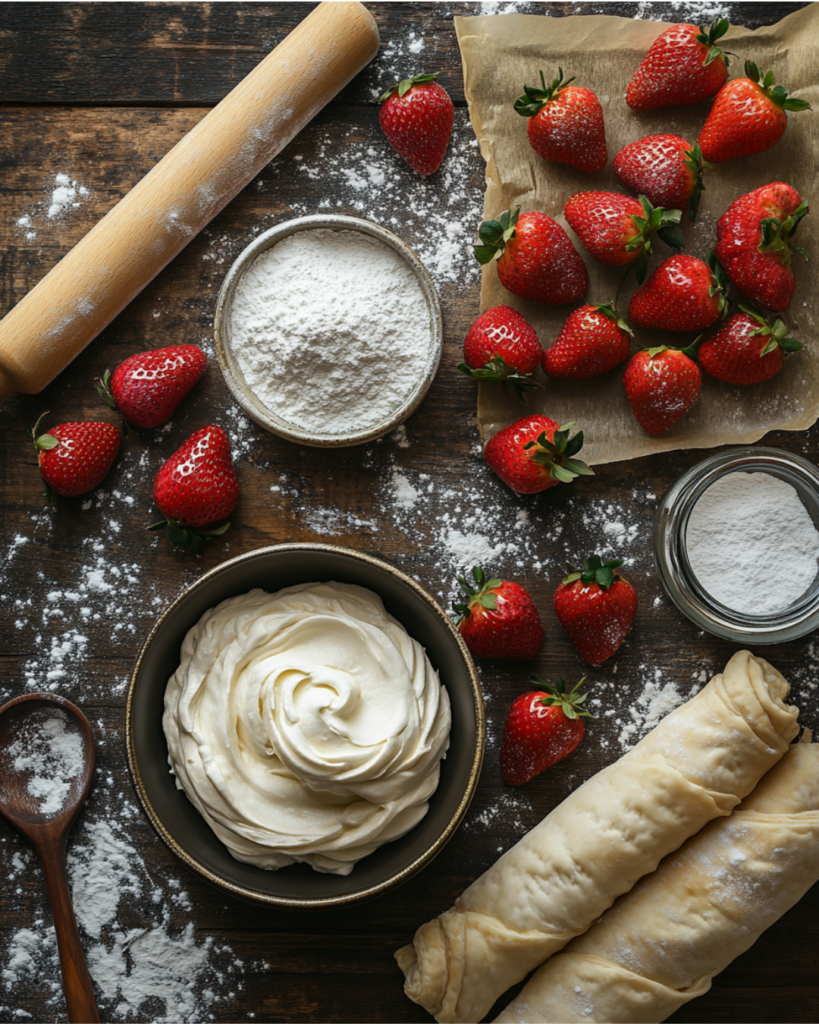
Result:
[126, 543, 484, 907]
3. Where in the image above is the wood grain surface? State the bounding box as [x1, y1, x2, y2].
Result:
[0, 3, 817, 1023]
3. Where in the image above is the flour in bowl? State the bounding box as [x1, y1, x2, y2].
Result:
[229, 227, 434, 435]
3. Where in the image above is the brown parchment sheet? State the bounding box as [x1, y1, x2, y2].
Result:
[455, 4, 819, 465]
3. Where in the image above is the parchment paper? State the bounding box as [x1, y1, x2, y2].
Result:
[455, 5, 819, 465]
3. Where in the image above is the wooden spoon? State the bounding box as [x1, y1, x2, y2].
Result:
[0, 693, 100, 1023]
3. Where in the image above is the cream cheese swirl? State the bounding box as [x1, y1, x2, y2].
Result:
[163, 582, 451, 875]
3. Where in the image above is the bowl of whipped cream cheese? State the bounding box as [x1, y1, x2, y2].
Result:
[126, 544, 484, 907]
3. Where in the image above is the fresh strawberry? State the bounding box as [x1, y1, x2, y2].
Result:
[475, 207, 588, 305]
[715, 182, 809, 311]
[628, 254, 726, 332]
[626, 18, 731, 111]
[499, 676, 590, 785]
[453, 566, 544, 660]
[150, 425, 238, 551]
[484, 414, 593, 494]
[513, 68, 607, 173]
[554, 555, 637, 665]
[699, 306, 803, 385]
[623, 345, 701, 435]
[542, 304, 632, 380]
[32, 416, 120, 500]
[699, 61, 810, 163]
[458, 305, 543, 399]
[564, 192, 683, 282]
[98, 345, 207, 430]
[613, 135, 710, 222]
[378, 72, 454, 176]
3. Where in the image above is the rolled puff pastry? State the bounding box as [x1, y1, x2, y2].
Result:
[395, 652, 799, 1024]
[495, 732, 819, 1024]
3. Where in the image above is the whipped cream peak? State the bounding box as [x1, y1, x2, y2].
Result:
[164, 582, 451, 875]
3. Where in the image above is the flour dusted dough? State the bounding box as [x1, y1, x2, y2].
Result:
[395, 652, 800, 1023]
[496, 733, 819, 1024]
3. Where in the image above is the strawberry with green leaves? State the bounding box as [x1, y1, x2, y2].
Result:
[475, 207, 588, 305]
[454, 567, 544, 660]
[628, 254, 727, 332]
[150, 425, 238, 552]
[499, 676, 591, 785]
[378, 72, 454, 176]
[554, 556, 637, 665]
[699, 61, 810, 164]
[458, 305, 543, 399]
[715, 182, 808, 312]
[32, 416, 120, 500]
[623, 345, 702, 436]
[513, 68, 607, 173]
[98, 345, 207, 430]
[699, 307, 803, 385]
[542, 304, 632, 380]
[484, 414, 593, 494]
[613, 136, 710, 222]
[564, 192, 683, 282]
[626, 18, 731, 111]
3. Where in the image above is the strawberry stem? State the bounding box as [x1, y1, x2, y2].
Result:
[528, 674, 593, 719]
[475, 208, 520, 265]
[561, 554, 623, 589]
[453, 566, 504, 624]
[522, 421, 594, 484]
[513, 68, 576, 117]
[377, 71, 439, 104]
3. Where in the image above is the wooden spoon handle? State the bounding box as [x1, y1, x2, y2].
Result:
[39, 842, 100, 1023]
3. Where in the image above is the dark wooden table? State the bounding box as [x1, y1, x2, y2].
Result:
[1, 3, 817, 1022]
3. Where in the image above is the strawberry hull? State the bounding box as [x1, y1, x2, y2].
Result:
[715, 182, 807, 312]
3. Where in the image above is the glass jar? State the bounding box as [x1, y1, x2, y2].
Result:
[653, 447, 819, 644]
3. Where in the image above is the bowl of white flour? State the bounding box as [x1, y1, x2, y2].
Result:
[214, 215, 442, 446]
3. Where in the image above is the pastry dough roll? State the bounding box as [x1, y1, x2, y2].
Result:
[396, 652, 799, 1024]
[495, 733, 819, 1024]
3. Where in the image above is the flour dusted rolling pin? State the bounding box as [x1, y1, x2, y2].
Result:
[0, 1, 379, 405]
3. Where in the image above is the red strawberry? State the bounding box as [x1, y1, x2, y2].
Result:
[626, 19, 731, 111]
[475, 207, 588, 305]
[542, 304, 632, 380]
[378, 72, 454, 176]
[454, 567, 544, 660]
[554, 556, 637, 665]
[513, 68, 607, 173]
[628, 254, 726, 332]
[699, 307, 803, 385]
[564, 192, 683, 281]
[699, 61, 810, 164]
[613, 135, 710, 222]
[715, 182, 808, 312]
[98, 345, 207, 429]
[32, 417, 120, 499]
[623, 345, 701, 435]
[150, 425, 238, 551]
[458, 305, 543, 399]
[484, 414, 593, 495]
[499, 676, 590, 785]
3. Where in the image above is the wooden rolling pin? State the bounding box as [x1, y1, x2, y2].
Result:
[0, 1, 379, 405]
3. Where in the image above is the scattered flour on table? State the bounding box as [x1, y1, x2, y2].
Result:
[6, 709, 86, 816]
[230, 229, 432, 435]
[0, 805, 249, 1022]
[13, 173, 92, 241]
